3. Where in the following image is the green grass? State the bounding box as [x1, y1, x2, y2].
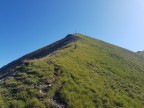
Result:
[0, 33, 144, 108]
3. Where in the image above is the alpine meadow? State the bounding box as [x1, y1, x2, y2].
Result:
[0, 34, 144, 108]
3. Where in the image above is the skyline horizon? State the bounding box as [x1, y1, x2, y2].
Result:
[0, 0, 144, 67]
[0, 32, 143, 68]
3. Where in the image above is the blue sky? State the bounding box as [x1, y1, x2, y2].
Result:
[0, 0, 144, 67]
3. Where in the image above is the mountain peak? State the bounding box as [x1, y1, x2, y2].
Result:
[65, 33, 83, 39]
[0, 34, 80, 74]
[0, 33, 144, 107]
[65, 34, 77, 38]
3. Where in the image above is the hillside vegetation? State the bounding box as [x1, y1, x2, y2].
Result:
[0, 34, 144, 108]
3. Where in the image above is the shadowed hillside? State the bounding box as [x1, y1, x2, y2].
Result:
[0, 33, 144, 108]
[0, 34, 79, 77]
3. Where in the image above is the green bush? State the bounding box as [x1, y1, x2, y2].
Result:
[9, 100, 25, 108]
[26, 98, 45, 108]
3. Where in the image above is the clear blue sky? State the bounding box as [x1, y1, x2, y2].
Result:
[0, 0, 144, 67]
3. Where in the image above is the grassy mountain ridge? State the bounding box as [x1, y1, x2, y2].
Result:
[0, 33, 144, 108]
[0, 34, 79, 77]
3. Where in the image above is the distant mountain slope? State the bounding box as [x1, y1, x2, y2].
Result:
[137, 51, 144, 57]
[0, 33, 144, 108]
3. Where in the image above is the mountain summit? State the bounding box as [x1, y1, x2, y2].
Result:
[0, 34, 79, 75]
[0, 33, 144, 108]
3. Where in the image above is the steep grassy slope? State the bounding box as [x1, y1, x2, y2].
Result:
[0, 34, 78, 76]
[0, 34, 144, 108]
